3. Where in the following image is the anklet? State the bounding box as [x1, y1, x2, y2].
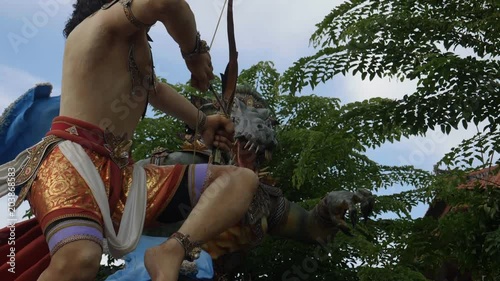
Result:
[170, 232, 202, 262]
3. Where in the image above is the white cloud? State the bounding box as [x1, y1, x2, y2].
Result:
[366, 126, 483, 170]
[340, 75, 418, 103]
[0, 66, 45, 110]
[337, 75, 460, 169]
[204, 0, 340, 57]
[0, 199, 29, 229]
[0, 65, 59, 112]
[336, 64, 491, 172]
[327, 55, 490, 220]
[1, 1, 74, 55]
[151, 0, 342, 73]
[143, 0, 338, 82]
[0, 0, 74, 20]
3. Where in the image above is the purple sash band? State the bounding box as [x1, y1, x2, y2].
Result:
[48, 225, 103, 253]
[189, 164, 209, 206]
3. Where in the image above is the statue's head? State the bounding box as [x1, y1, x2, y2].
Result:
[63, 0, 109, 38]
[230, 85, 278, 155]
[190, 85, 278, 166]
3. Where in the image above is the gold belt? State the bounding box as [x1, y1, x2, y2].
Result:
[14, 135, 63, 208]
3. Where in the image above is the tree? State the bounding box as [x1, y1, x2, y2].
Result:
[126, 61, 432, 281]
[101, 1, 500, 279]
[283, 0, 499, 158]
[280, 0, 500, 280]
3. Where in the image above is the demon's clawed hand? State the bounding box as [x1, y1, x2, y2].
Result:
[313, 189, 375, 236]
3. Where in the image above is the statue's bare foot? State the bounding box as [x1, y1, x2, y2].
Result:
[144, 240, 184, 281]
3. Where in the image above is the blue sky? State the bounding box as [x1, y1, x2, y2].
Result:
[0, 0, 482, 228]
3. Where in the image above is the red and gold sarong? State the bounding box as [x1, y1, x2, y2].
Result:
[0, 116, 214, 280]
[27, 116, 187, 255]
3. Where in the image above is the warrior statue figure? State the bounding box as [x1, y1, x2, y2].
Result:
[0, 1, 374, 280]
[0, 1, 258, 281]
[131, 85, 375, 280]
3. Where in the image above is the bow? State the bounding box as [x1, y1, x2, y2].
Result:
[209, 0, 238, 115]
[209, 0, 238, 163]
[220, 0, 238, 114]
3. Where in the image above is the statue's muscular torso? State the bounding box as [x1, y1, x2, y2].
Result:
[59, 11, 154, 138]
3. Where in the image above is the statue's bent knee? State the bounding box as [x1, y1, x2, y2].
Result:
[49, 242, 101, 279]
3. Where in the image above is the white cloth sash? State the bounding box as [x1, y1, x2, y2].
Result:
[58, 141, 147, 258]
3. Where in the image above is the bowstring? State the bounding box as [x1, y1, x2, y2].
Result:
[210, 0, 229, 49]
[209, 0, 230, 165]
[208, 0, 229, 112]
[192, 0, 228, 164]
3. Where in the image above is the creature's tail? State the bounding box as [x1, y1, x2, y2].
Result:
[0, 218, 50, 280]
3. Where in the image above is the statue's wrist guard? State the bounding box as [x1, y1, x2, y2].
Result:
[311, 198, 335, 227]
[170, 232, 203, 262]
[181, 32, 210, 60]
[253, 183, 290, 233]
[267, 196, 290, 232]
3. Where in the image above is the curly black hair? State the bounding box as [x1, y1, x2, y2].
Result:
[63, 0, 108, 38]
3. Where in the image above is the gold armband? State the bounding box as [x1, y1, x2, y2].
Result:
[121, 0, 153, 29]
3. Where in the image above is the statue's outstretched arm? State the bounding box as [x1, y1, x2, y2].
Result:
[267, 189, 375, 243]
[267, 201, 327, 242]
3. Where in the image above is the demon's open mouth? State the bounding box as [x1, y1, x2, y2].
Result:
[232, 138, 272, 169]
